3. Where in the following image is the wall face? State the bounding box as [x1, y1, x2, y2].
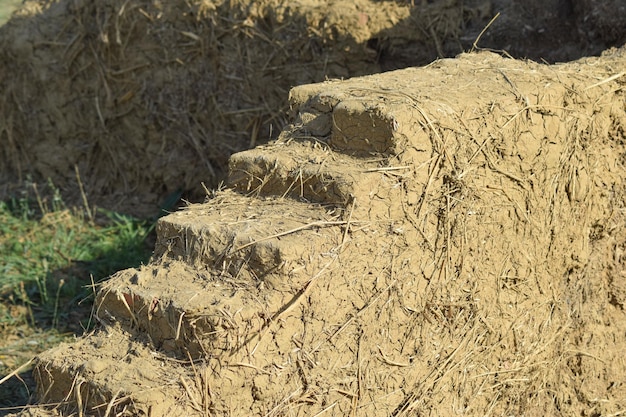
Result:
[34, 50, 626, 417]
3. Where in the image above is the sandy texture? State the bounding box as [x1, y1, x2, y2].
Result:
[20, 49, 626, 416]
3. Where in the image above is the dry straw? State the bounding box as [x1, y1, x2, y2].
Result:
[0, 0, 479, 216]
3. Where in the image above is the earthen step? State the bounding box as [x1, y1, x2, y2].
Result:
[228, 140, 388, 204]
[32, 328, 198, 416]
[95, 261, 261, 359]
[96, 191, 342, 358]
[32, 327, 267, 416]
[288, 90, 403, 155]
[287, 71, 435, 156]
[154, 190, 342, 275]
[96, 256, 340, 359]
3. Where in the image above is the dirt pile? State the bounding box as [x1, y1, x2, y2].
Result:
[0, 0, 493, 217]
[2, 0, 625, 217]
[16, 49, 626, 416]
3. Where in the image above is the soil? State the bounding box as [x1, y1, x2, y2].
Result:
[0, 1, 625, 416]
[0, 0, 624, 217]
[8, 47, 624, 416]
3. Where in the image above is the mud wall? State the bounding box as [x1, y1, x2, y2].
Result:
[0, 0, 490, 215]
[0, 0, 624, 217]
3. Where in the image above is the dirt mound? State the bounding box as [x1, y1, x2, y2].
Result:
[17, 49, 626, 416]
[1, 0, 625, 217]
[0, 0, 492, 216]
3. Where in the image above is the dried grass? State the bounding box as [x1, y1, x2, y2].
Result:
[0, 0, 484, 216]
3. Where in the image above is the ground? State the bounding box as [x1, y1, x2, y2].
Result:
[0, 1, 625, 416]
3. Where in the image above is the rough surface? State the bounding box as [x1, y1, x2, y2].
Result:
[15, 49, 626, 416]
[0, 0, 624, 216]
[35, 328, 197, 416]
[0, 0, 491, 216]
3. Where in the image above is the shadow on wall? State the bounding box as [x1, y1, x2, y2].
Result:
[474, 0, 626, 62]
[369, 0, 626, 69]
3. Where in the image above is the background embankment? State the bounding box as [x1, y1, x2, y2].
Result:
[0, 0, 624, 216]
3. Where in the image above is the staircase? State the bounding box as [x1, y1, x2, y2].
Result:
[22, 51, 626, 416]
[31, 61, 418, 417]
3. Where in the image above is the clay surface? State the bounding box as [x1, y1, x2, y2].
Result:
[21, 49, 626, 416]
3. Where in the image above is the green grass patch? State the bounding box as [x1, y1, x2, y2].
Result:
[0, 184, 156, 409]
[0, 0, 22, 25]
